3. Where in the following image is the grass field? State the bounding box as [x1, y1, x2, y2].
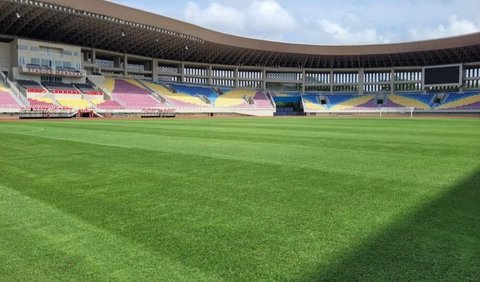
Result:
[0, 117, 479, 281]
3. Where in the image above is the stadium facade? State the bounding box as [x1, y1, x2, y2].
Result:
[0, 0, 479, 117]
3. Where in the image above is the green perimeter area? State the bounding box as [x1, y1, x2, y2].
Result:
[0, 117, 479, 281]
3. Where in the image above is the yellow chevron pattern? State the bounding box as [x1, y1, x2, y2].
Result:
[304, 99, 328, 111]
[437, 94, 480, 109]
[388, 95, 430, 110]
[332, 95, 374, 110]
[100, 77, 116, 94]
[144, 82, 207, 106]
[215, 89, 254, 107]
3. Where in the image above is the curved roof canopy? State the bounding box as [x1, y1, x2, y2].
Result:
[1, 0, 480, 68]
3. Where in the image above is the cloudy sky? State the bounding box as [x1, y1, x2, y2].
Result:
[108, 0, 480, 45]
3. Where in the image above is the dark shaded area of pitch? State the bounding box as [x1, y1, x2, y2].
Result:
[305, 169, 480, 281]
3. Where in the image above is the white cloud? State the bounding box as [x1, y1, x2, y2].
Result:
[247, 0, 296, 34]
[185, 2, 246, 34]
[184, 0, 296, 40]
[313, 17, 391, 45]
[408, 15, 480, 41]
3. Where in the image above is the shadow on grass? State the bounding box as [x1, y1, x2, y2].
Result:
[305, 170, 480, 281]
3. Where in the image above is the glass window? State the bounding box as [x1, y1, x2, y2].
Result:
[30, 58, 40, 65]
[18, 57, 26, 67]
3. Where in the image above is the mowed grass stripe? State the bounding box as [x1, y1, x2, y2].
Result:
[0, 121, 477, 187]
[0, 133, 452, 280]
[0, 185, 222, 281]
[0, 117, 479, 280]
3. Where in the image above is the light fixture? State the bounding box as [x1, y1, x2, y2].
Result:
[121, 29, 125, 37]
[15, 11, 21, 18]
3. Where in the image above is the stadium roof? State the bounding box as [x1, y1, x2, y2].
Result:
[1, 0, 480, 68]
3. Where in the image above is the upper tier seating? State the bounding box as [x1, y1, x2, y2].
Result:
[169, 84, 219, 102]
[74, 83, 103, 95]
[252, 92, 274, 108]
[17, 80, 47, 93]
[437, 93, 480, 110]
[331, 95, 375, 110]
[387, 93, 435, 110]
[113, 93, 166, 109]
[145, 82, 208, 107]
[42, 82, 81, 94]
[111, 79, 167, 109]
[113, 78, 151, 95]
[215, 89, 260, 108]
[302, 95, 328, 111]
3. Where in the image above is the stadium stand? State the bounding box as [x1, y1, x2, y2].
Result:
[57, 98, 90, 109]
[27, 98, 67, 110]
[215, 89, 273, 108]
[437, 92, 480, 110]
[17, 80, 47, 94]
[387, 94, 434, 110]
[42, 82, 81, 94]
[145, 81, 209, 107]
[0, 88, 22, 108]
[170, 84, 219, 102]
[91, 99, 123, 109]
[302, 95, 328, 111]
[74, 83, 103, 95]
[109, 79, 167, 109]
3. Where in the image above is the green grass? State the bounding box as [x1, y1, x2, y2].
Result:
[0, 117, 479, 281]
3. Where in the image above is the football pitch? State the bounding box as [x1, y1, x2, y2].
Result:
[0, 117, 479, 281]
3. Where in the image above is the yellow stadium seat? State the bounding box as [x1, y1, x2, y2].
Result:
[57, 99, 90, 109]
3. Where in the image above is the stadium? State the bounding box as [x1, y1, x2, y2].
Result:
[0, 0, 479, 281]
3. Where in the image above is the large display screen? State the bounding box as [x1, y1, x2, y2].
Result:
[423, 65, 462, 87]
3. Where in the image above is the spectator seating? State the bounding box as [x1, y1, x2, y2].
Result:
[27, 98, 67, 110]
[169, 84, 219, 103]
[57, 99, 90, 109]
[387, 94, 434, 110]
[437, 92, 480, 110]
[91, 99, 123, 109]
[42, 82, 81, 94]
[331, 95, 374, 110]
[215, 89, 256, 108]
[302, 95, 328, 111]
[74, 83, 103, 95]
[17, 80, 47, 93]
[110, 79, 165, 108]
[145, 82, 209, 107]
[0, 89, 21, 108]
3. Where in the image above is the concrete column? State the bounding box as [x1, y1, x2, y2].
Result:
[358, 69, 364, 95]
[262, 68, 267, 91]
[234, 67, 239, 88]
[208, 65, 212, 86]
[152, 58, 158, 81]
[301, 69, 306, 93]
[123, 54, 128, 77]
[330, 69, 334, 94]
[180, 62, 185, 83]
[390, 69, 395, 94]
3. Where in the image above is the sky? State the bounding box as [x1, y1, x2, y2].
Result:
[107, 0, 480, 45]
